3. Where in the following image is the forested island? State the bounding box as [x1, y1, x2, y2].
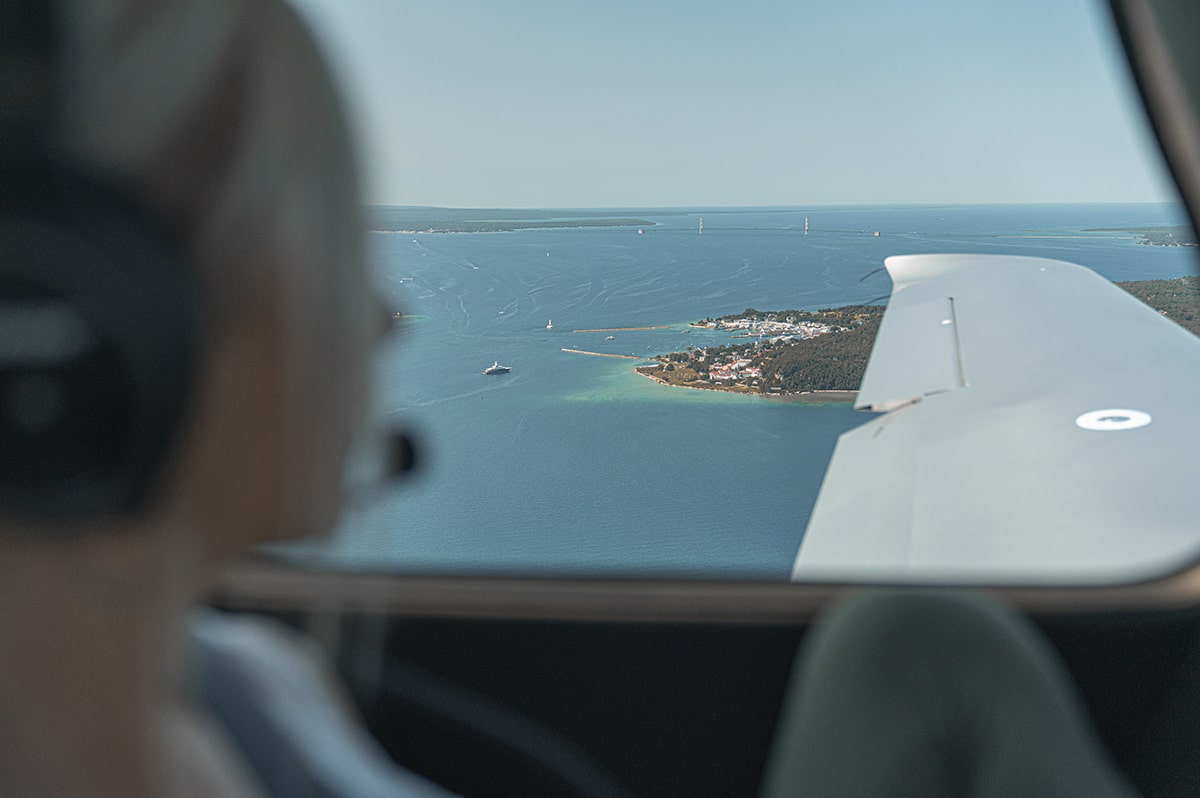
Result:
[1118, 274, 1200, 334]
[637, 275, 1200, 399]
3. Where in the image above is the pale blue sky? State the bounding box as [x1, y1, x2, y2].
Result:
[288, 0, 1178, 208]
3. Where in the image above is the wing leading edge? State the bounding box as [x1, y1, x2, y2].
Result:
[794, 253, 1200, 584]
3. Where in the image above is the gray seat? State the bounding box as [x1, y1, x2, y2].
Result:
[188, 610, 459, 798]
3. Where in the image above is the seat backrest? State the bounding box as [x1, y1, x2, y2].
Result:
[188, 610, 460, 798]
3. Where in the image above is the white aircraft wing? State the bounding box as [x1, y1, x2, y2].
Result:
[793, 253, 1200, 584]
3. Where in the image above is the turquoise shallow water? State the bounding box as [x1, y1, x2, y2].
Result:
[292, 204, 1197, 579]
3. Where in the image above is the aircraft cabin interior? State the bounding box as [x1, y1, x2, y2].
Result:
[7, 0, 1200, 796]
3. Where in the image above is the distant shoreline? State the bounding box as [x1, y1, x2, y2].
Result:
[1079, 225, 1197, 246]
[371, 218, 656, 234]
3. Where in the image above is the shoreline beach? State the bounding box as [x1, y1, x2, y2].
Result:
[635, 368, 857, 404]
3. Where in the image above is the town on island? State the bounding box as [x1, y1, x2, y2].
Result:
[624, 275, 1200, 402]
[634, 305, 880, 403]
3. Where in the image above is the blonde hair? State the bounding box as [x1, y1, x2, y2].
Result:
[54, 0, 363, 334]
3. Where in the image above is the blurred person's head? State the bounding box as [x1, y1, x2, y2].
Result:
[2, 0, 378, 577]
[0, 2, 375, 793]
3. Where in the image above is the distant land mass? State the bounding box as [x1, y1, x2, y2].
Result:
[639, 276, 1200, 399]
[1081, 225, 1198, 246]
[369, 206, 660, 234]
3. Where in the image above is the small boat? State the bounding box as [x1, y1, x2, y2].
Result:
[606, 335, 615, 340]
[482, 361, 511, 375]
[546, 319, 554, 330]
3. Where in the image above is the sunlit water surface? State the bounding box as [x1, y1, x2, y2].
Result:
[285, 204, 1196, 579]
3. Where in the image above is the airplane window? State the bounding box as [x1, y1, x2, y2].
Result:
[278, 0, 1199, 584]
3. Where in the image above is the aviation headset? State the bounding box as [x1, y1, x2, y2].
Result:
[0, 1, 199, 523]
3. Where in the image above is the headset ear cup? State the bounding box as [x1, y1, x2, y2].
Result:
[0, 288, 137, 518]
[0, 166, 198, 524]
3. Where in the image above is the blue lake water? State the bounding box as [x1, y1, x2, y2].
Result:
[296, 204, 1197, 579]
